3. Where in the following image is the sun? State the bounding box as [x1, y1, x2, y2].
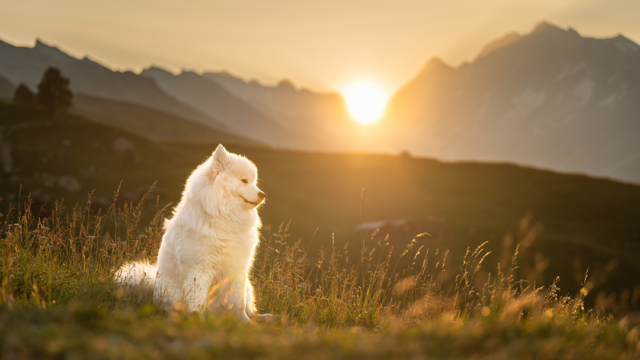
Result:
[343, 81, 389, 124]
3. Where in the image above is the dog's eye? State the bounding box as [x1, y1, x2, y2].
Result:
[241, 179, 248, 184]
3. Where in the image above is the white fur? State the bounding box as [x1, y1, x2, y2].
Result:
[116, 145, 265, 322]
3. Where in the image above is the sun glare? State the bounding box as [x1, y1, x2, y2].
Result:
[343, 81, 389, 124]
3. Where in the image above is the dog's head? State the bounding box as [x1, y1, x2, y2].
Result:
[208, 144, 265, 210]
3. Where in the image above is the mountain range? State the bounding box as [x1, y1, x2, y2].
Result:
[384, 22, 640, 182]
[141, 67, 319, 148]
[0, 21, 639, 182]
[0, 39, 225, 129]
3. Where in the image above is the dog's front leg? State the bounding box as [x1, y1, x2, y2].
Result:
[183, 272, 211, 314]
[245, 278, 257, 318]
[222, 278, 251, 323]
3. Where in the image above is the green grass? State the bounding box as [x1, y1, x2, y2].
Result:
[1, 194, 639, 359]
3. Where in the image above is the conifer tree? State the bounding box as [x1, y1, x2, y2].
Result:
[36, 67, 73, 115]
[12, 83, 36, 107]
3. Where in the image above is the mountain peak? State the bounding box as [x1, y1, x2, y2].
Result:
[422, 57, 451, 71]
[142, 66, 176, 77]
[33, 38, 71, 58]
[476, 31, 523, 59]
[34, 38, 59, 51]
[408, 57, 452, 83]
[531, 21, 563, 34]
[277, 79, 297, 91]
[34, 38, 48, 48]
[530, 21, 582, 39]
[609, 34, 640, 53]
[475, 21, 585, 61]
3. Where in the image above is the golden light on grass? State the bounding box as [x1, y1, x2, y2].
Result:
[343, 81, 389, 124]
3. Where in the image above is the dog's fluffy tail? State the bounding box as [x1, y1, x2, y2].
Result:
[116, 262, 157, 292]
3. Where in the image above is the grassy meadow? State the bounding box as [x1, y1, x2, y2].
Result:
[1, 102, 640, 358]
[1, 193, 640, 359]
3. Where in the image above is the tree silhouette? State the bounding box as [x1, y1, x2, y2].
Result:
[36, 67, 73, 115]
[12, 83, 36, 107]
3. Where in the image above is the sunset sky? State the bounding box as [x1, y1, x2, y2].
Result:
[1, 0, 639, 93]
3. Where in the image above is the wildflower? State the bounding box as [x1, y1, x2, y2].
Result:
[88, 236, 95, 239]
[137, 234, 145, 238]
[47, 245, 53, 248]
[122, 241, 127, 245]
[42, 226, 50, 230]
[110, 243, 116, 246]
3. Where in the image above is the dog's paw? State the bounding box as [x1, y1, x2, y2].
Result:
[239, 313, 252, 324]
[254, 313, 280, 323]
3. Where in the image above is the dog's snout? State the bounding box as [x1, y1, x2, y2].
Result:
[258, 191, 266, 201]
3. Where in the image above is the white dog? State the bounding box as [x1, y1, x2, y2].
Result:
[117, 145, 265, 323]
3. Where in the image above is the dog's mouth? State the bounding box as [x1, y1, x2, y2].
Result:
[240, 196, 261, 207]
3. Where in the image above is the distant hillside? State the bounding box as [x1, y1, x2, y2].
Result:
[384, 21, 640, 182]
[204, 72, 360, 145]
[2, 101, 640, 299]
[0, 38, 224, 130]
[0, 74, 14, 100]
[72, 93, 254, 144]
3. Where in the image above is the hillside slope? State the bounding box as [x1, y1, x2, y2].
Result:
[72, 93, 254, 144]
[384, 21, 640, 182]
[0, 74, 13, 100]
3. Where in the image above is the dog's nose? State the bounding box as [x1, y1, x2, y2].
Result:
[258, 191, 266, 201]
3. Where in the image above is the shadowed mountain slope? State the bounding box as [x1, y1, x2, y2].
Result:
[142, 67, 339, 149]
[0, 74, 14, 100]
[72, 93, 254, 144]
[203, 72, 356, 140]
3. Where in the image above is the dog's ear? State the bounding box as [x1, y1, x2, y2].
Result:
[212, 144, 229, 170]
